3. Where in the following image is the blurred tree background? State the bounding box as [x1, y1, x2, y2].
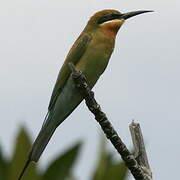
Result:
[0, 128, 128, 180]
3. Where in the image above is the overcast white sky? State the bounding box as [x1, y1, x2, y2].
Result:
[0, 0, 180, 179]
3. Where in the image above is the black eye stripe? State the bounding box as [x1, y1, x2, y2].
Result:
[98, 14, 120, 24]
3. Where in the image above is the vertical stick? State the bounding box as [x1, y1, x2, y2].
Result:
[129, 121, 153, 179]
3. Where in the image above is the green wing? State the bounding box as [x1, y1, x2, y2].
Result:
[48, 33, 92, 110]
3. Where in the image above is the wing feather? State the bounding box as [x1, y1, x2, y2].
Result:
[48, 33, 92, 110]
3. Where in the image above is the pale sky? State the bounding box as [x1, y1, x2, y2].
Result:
[0, 0, 180, 179]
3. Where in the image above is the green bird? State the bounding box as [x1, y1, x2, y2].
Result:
[18, 9, 152, 179]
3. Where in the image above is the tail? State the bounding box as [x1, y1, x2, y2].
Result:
[17, 113, 56, 180]
[29, 120, 57, 162]
[17, 159, 31, 180]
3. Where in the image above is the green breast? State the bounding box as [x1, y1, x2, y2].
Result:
[76, 33, 115, 88]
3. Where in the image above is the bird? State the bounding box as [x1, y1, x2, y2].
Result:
[18, 9, 152, 180]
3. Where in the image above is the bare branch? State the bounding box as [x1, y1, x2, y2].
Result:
[129, 121, 153, 180]
[69, 62, 151, 180]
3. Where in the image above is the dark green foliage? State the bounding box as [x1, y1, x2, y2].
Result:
[42, 143, 81, 180]
[8, 127, 39, 180]
[0, 128, 128, 180]
[0, 145, 8, 180]
[92, 139, 128, 180]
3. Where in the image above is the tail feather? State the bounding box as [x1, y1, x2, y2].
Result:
[29, 122, 56, 162]
[18, 75, 84, 179]
[17, 113, 56, 180]
[17, 125, 56, 180]
[17, 159, 31, 180]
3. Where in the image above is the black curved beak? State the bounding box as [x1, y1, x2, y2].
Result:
[120, 10, 153, 20]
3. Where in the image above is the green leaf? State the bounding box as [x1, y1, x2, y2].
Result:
[92, 138, 111, 180]
[8, 127, 40, 180]
[93, 153, 128, 180]
[64, 175, 77, 180]
[92, 137, 128, 180]
[103, 161, 128, 180]
[42, 142, 82, 180]
[0, 145, 8, 180]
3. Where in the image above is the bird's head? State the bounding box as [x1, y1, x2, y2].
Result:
[85, 9, 153, 37]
